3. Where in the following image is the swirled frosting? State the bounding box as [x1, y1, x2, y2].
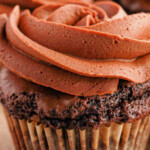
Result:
[1, 1, 150, 96]
[0, 0, 92, 15]
[0, 0, 93, 9]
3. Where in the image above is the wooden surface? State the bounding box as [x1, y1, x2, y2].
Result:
[0, 104, 149, 150]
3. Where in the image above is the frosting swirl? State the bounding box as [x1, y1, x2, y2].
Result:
[1, 1, 150, 96]
[0, 0, 93, 9]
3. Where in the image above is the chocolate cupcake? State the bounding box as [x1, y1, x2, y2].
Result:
[117, 0, 150, 13]
[0, 1, 150, 150]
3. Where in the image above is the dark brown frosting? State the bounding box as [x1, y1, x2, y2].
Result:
[1, 1, 150, 96]
[0, 15, 118, 96]
[0, 0, 93, 9]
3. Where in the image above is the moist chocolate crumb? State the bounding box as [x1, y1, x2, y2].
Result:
[1, 79, 150, 129]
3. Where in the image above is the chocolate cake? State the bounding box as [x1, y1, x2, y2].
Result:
[1, 67, 150, 129]
[0, 0, 149, 129]
[118, 0, 150, 13]
[0, 1, 149, 149]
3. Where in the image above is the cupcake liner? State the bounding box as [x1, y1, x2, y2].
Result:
[11, 116, 26, 149]
[120, 123, 132, 150]
[3, 109, 20, 150]
[3, 107, 150, 150]
[19, 120, 32, 150]
[101, 125, 110, 150]
[79, 130, 86, 150]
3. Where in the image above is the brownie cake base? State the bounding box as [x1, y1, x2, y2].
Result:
[0, 67, 150, 129]
[0, 67, 150, 149]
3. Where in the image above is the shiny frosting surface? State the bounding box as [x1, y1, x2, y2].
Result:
[1, 1, 150, 96]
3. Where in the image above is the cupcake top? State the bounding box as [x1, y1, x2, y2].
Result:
[1, 1, 150, 97]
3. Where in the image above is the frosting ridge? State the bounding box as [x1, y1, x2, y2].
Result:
[0, 0, 93, 9]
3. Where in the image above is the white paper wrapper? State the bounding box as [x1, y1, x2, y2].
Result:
[3, 107, 150, 150]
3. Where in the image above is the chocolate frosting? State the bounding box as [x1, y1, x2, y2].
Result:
[0, 0, 93, 9]
[1, 1, 150, 96]
[0, 15, 118, 96]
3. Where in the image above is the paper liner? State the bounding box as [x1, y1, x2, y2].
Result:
[27, 121, 40, 150]
[101, 125, 110, 150]
[110, 123, 124, 150]
[11, 116, 26, 149]
[19, 119, 32, 150]
[44, 127, 56, 150]
[3, 107, 150, 150]
[67, 129, 76, 150]
[120, 123, 131, 150]
[79, 130, 86, 150]
[3, 108, 20, 150]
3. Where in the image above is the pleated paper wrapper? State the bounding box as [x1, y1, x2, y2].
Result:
[3, 107, 150, 150]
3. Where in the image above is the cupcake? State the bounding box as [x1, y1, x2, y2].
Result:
[0, 1, 150, 150]
[117, 0, 150, 13]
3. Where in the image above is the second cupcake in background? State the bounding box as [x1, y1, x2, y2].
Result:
[0, 0, 150, 150]
[115, 0, 150, 13]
